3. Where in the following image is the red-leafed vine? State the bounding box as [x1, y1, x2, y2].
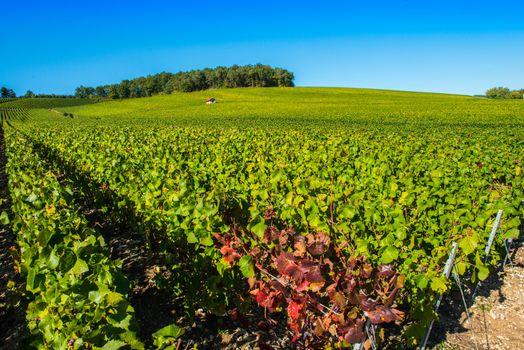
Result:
[214, 209, 405, 348]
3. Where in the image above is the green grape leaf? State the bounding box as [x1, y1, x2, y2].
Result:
[238, 255, 255, 278]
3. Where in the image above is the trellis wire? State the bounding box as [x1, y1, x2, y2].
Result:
[419, 242, 459, 350]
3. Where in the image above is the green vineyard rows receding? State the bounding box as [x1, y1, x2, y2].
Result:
[4, 87, 524, 348]
[0, 107, 30, 124]
[0, 97, 100, 109]
[5, 131, 144, 349]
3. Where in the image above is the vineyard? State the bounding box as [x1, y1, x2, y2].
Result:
[0, 98, 100, 109]
[1, 88, 523, 349]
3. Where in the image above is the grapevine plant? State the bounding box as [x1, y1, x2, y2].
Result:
[215, 215, 405, 347]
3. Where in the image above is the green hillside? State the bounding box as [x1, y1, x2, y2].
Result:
[2, 97, 100, 109]
[24, 87, 524, 129]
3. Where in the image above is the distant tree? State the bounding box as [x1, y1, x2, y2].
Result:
[118, 80, 131, 98]
[23, 90, 36, 98]
[485, 87, 511, 99]
[274, 68, 295, 87]
[85, 86, 95, 98]
[486, 87, 524, 99]
[75, 85, 88, 98]
[95, 86, 108, 97]
[107, 85, 120, 99]
[1, 87, 16, 98]
[75, 85, 96, 98]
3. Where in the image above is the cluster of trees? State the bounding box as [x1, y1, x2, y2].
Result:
[485, 87, 524, 99]
[75, 64, 295, 99]
[1, 87, 17, 98]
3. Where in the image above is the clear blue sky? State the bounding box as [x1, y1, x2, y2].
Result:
[1, 0, 523, 95]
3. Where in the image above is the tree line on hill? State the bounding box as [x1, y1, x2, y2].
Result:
[0, 87, 17, 98]
[74, 64, 294, 99]
[485, 87, 524, 99]
[1, 64, 294, 100]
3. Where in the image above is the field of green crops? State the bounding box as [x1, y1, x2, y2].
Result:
[2, 87, 524, 349]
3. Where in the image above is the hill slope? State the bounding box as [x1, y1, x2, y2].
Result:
[32, 87, 524, 129]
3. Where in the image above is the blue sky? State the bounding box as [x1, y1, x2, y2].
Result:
[1, 0, 523, 95]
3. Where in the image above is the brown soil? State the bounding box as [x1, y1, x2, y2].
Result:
[433, 242, 524, 350]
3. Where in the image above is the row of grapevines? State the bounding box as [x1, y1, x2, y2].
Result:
[0, 107, 29, 122]
[5, 129, 144, 350]
[25, 125, 523, 345]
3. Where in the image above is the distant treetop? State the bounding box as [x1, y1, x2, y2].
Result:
[0, 87, 17, 98]
[485, 86, 523, 99]
[75, 64, 295, 99]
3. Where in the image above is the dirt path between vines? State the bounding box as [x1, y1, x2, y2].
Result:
[434, 242, 524, 350]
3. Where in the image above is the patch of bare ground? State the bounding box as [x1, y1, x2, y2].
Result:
[432, 241, 524, 350]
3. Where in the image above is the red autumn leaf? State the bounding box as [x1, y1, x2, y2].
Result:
[254, 290, 268, 306]
[267, 291, 284, 312]
[289, 322, 301, 342]
[293, 236, 307, 257]
[264, 208, 276, 220]
[286, 264, 306, 284]
[307, 241, 326, 256]
[338, 319, 365, 344]
[287, 300, 303, 320]
[275, 252, 298, 275]
[295, 279, 310, 292]
[344, 275, 358, 295]
[279, 231, 289, 246]
[249, 246, 262, 258]
[356, 294, 376, 312]
[275, 253, 325, 289]
[303, 262, 325, 283]
[282, 227, 296, 236]
[367, 305, 405, 324]
[263, 225, 280, 244]
[220, 246, 240, 264]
